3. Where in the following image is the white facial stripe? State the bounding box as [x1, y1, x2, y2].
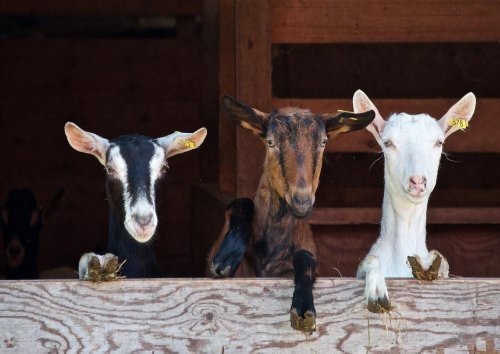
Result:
[109, 145, 160, 243]
[108, 146, 133, 228]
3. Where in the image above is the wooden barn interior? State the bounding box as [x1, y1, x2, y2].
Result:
[0, 0, 499, 279]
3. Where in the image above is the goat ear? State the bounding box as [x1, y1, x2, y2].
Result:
[321, 110, 376, 137]
[157, 127, 207, 159]
[353, 90, 386, 146]
[64, 122, 110, 165]
[221, 95, 269, 136]
[43, 187, 65, 220]
[438, 92, 476, 138]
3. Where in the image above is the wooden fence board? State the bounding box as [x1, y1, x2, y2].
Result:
[308, 207, 500, 225]
[0, 278, 498, 352]
[272, 0, 500, 43]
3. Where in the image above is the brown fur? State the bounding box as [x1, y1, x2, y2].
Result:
[208, 96, 375, 332]
[209, 97, 374, 279]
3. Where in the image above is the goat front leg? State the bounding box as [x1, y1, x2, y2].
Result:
[357, 255, 391, 313]
[408, 250, 449, 281]
[78, 252, 123, 281]
[208, 198, 254, 278]
[290, 250, 317, 334]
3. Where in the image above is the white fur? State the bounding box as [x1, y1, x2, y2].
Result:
[354, 90, 476, 306]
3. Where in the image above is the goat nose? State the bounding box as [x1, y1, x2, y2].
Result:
[292, 194, 311, 207]
[409, 176, 427, 187]
[132, 213, 153, 228]
[8, 245, 21, 257]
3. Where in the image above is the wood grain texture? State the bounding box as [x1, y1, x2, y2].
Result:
[272, 98, 500, 153]
[0, 278, 498, 352]
[272, 0, 500, 43]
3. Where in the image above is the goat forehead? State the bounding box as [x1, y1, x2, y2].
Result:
[268, 112, 324, 141]
[109, 135, 156, 170]
[383, 113, 443, 142]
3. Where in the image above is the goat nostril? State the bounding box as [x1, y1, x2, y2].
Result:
[133, 213, 153, 228]
[8, 246, 21, 257]
[409, 176, 427, 187]
[292, 195, 311, 207]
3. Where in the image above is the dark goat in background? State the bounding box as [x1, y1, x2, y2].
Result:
[1, 188, 64, 279]
[208, 96, 375, 333]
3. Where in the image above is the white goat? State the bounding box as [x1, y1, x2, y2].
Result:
[354, 90, 476, 311]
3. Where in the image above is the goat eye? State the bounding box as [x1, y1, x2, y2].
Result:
[383, 140, 393, 148]
[160, 165, 168, 175]
[320, 138, 328, 148]
[435, 140, 444, 147]
[267, 140, 276, 148]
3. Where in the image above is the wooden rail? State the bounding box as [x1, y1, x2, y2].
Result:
[272, 0, 500, 43]
[0, 278, 498, 352]
[309, 207, 500, 225]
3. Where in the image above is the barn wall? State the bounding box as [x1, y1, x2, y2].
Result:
[0, 6, 214, 276]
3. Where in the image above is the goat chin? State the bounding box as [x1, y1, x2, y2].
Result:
[125, 222, 155, 243]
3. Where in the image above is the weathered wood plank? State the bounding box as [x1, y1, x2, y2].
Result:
[273, 98, 500, 153]
[0, 278, 498, 352]
[272, 0, 500, 43]
[308, 207, 500, 225]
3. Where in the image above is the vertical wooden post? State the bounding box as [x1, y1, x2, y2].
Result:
[218, 0, 237, 194]
[234, 0, 272, 197]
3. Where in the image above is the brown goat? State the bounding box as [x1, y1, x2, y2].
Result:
[208, 96, 375, 333]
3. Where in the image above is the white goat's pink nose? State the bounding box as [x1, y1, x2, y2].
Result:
[409, 176, 427, 191]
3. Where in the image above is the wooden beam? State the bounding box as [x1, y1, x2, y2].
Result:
[234, 0, 272, 197]
[218, 0, 237, 194]
[273, 98, 500, 153]
[308, 207, 500, 225]
[272, 0, 500, 43]
[0, 278, 498, 352]
[0, 0, 202, 16]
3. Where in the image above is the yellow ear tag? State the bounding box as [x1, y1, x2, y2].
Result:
[448, 118, 468, 130]
[184, 140, 196, 148]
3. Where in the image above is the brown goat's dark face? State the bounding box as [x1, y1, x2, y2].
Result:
[265, 109, 326, 217]
[221, 96, 376, 218]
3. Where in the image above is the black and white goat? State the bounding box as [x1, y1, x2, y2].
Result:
[64, 122, 207, 278]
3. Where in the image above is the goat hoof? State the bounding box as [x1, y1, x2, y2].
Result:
[209, 262, 233, 278]
[367, 295, 392, 313]
[80, 252, 125, 282]
[290, 308, 316, 334]
[408, 255, 442, 281]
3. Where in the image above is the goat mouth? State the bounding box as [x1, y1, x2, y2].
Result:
[125, 221, 156, 243]
[289, 205, 313, 219]
[405, 190, 428, 203]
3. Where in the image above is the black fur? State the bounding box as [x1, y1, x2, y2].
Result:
[104, 135, 165, 278]
[291, 250, 317, 317]
[1, 189, 41, 279]
[210, 198, 254, 277]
